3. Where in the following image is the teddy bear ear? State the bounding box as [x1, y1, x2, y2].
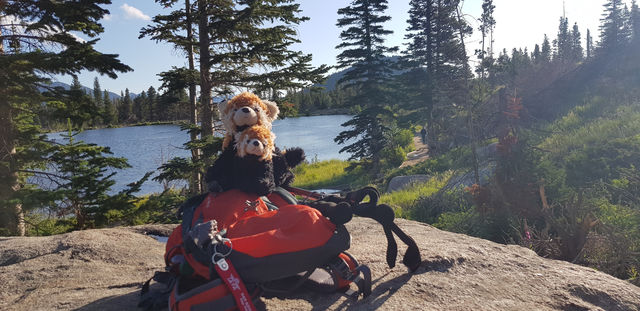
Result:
[217, 100, 228, 117]
[263, 100, 280, 122]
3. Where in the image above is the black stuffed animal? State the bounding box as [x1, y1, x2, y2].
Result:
[205, 125, 276, 196]
[204, 145, 235, 193]
[272, 147, 306, 188]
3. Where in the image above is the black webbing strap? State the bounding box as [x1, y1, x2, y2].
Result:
[289, 186, 422, 272]
[138, 271, 175, 310]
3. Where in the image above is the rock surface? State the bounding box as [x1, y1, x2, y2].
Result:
[1, 219, 640, 311]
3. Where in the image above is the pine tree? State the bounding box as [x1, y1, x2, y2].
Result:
[141, 0, 203, 191]
[541, 34, 552, 62]
[532, 44, 541, 63]
[145, 0, 326, 191]
[118, 89, 133, 124]
[630, 0, 640, 43]
[555, 17, 571, 61]
[133, 91, 146, 122]
[479, 0, 496, 60]
[0, 0, 131, 235]
[102, 90, 117, 125]
[196, 0, 328, 139]
[333, 0, 398, 168]
[622, 4, 633, 42]
[45, 128, 135, 229]
[571, 23, 584, 61]
[600, 0, 625, 50]
[59, 76, 96, 130]
[586, 28, 593, 58]
[403, 0, 471, 151]
[146, 86, 158, 122]
[92, 78, 103, 125]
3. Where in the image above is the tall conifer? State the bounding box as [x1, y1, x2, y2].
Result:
[403, 0, 471, 151]
[630, 0, 640, 43]
[477, 0, 496, 77]
[103, 90, 117, 125]
[0, 0, 131, 235]
[145, 0, 326, 190]
[571, 23, 583, 61]
[541, 34, 552, 62]
[600, 0, 625, 50]
[586, 29, 593, 58]
[147, 86, 158, 122]
[119, 89, 133, 124]
[334, 0, 398, 168]
[555, 17, 571, 61]
[194, 0, 327, 139]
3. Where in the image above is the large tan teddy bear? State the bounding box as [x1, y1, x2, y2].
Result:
[218, 92, 279, 150]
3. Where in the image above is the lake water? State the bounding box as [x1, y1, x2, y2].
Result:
[48, 115, 352, 194]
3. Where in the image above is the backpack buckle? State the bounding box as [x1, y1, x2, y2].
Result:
[342, 265, 372, 299]
[211, 237, 233, 263]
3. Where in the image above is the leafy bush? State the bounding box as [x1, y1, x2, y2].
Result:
[127, 191, 185, 225]
[380, 146, 406, 168]
[25, 215, 76, 236]
[409, 185, 471, 224]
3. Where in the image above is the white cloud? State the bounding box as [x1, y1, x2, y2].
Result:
[102, 14, 112, 21]
[120, 4, 150, 21]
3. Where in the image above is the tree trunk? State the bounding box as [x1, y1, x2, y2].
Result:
[468, 112, 480, 184]
[198, 0, 214, 142]
[186, 0, 202, 194]
[0, 104, 25, 236]
[456, 5, 479, 184]
[0, 26, 25, 236]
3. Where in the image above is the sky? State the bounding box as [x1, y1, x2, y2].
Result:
[68, 0, 617, 95]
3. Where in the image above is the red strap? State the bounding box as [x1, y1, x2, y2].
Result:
[214, 257, 257, 311]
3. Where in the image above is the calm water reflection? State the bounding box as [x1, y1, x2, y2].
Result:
[48, 115, 352, 194]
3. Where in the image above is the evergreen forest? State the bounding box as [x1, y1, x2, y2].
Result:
[1, 0, 640, 286]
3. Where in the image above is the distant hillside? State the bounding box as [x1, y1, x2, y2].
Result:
[47, 81, 137, 101]
[316, 67, 348, 92]
[524, 43, 640, 120]
[315, 56, 401, 92]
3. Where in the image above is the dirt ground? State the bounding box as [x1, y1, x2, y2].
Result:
[400, 135, 429, 168]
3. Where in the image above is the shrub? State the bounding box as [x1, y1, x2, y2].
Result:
[25, 214, 76, 236]
[381, 146, 406, 169]
[127, 191, 185, 225]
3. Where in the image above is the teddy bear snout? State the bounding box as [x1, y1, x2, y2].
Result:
[233, 108, 259, 127]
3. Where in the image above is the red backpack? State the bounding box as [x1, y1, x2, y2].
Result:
[139, 187, 420, 311]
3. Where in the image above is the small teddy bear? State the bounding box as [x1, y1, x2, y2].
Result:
[206, 125, 277, 196]
[218, 92, 279, 150]
[206, 92, 279, 193]
[233, 125, 277, 196]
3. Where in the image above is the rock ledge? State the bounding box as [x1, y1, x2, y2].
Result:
[1, 219, 639, 311]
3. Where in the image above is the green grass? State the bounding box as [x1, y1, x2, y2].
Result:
[379, 171, 452, 216]
[540, 106, 640, 159]
[292, 160, 368, 190]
